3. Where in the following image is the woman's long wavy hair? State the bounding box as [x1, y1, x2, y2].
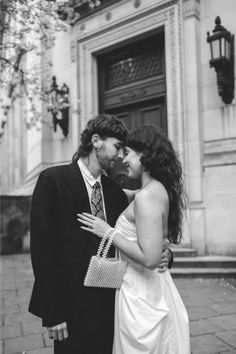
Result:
[127, 126, 188, 244]
[72, 114, 128, 161]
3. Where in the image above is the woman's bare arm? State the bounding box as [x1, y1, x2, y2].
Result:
[112, 190, 165, 269]
[77, 187, 168, 269]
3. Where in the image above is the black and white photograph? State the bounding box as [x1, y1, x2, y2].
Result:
[0, 0, 236, 353]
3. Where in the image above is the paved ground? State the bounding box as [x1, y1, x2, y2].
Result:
[1, 254, 236, 354]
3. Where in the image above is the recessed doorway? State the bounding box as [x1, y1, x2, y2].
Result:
[97, 30, 167, 189]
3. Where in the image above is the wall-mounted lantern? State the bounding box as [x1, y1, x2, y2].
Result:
[207, 16, 234, 104]
[48, 76, 70, 137]
[207, 16, 234, 103]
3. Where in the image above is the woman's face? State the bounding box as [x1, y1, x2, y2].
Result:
[123, 147, 143, 179]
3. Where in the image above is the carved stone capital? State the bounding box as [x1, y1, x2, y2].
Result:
[182, 0, 200, 20]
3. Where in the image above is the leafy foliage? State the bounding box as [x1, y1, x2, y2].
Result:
[0, 0, 97, 133]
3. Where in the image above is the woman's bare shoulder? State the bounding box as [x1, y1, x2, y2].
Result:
[136, 180, 168, 202]
[134, 182, 168, 219]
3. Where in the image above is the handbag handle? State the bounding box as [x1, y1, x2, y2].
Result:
[102, 230, 117, 259]
[97, 228, 120, 259]
[97, 228, 114, 257]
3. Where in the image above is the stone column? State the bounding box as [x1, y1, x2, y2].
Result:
[182, 0, 206, 254]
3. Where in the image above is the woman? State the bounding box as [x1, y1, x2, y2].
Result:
[78, 126, 190, 354]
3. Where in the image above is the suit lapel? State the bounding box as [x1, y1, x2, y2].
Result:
[68, 161, 91, 214]
[102, 174, 117, 227]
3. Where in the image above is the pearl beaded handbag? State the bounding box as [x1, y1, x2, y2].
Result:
[84, 228, 127, 289]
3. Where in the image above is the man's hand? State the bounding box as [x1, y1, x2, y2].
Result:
[158, 248, 172, 273]
[47, 322, 68, 341]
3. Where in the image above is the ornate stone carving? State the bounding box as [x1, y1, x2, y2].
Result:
[165, 2, 186, 169]
[134, 0, 141, 9]
[105, 11, 112, 21]
[76, 10, 168, 43]
[119, 89, 147, 102]
[80, 23, 86, 31]
[89, 13, 167, 49]
[70, 40, 76, 63]
[182, 0, 200, 19]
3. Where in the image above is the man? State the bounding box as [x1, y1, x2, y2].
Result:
[29, 114, 172, 354]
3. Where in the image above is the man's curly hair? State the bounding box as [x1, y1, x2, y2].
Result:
[72, 114, 128, 161]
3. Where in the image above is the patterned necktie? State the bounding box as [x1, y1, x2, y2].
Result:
[91, 182, 105, 220]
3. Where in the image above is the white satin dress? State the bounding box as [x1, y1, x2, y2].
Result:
[112, 215, 190, 354]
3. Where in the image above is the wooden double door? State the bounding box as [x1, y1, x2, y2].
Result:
[98, 31, 167, 189]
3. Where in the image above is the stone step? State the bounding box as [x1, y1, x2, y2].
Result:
[171, 248, 197, 257]
[172, 256, 236, 268]
[171, 267, 236, 277]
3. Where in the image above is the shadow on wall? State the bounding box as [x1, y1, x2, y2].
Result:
[0, 196, 31, 255]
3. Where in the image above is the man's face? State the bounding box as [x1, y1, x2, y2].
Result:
[96, 137, 124, 170]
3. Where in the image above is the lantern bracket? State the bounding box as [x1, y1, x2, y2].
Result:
[207, 16, 234, 104]
[48, 76, 70, 137]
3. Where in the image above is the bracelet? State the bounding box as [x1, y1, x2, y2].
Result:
[104, 227, 114, 239]
[111, 229, 119, 242]
[106, 228, 120, 242]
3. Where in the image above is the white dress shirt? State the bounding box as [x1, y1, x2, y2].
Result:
[77, 159, 107, 220]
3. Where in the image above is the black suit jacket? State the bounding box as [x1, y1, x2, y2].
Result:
[29, 162, 128, 336]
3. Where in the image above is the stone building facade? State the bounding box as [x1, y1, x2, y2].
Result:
[1, 0, 236, 255]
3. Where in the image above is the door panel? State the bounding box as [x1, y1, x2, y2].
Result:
[106, 98, 167, 189]
[110, 99, 166, 132]
[141, 106, 162, 126]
